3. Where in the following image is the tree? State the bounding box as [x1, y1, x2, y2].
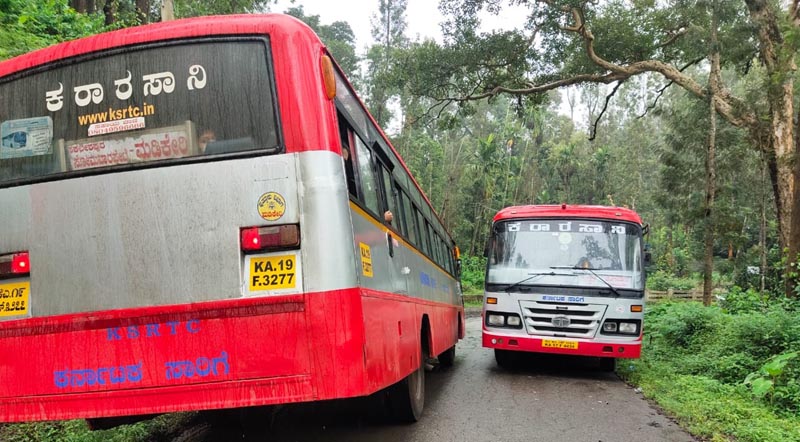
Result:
[365, 0, 409, 126]
[0, 0, 104, 60]
[284, 6, 360, 82]
[397, 0, 800, 296]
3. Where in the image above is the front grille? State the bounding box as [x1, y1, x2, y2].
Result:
[519, 300, 607, 338]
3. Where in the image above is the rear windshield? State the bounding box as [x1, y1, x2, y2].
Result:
[0, 39, 279, 186]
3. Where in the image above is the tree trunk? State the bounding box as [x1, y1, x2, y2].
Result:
[162, 0, 175, 21]
[103, 0, 116, 26]
[760, 154, 768, 292]
[136, 0, 150, 24]
[745, 0, 797, 297]
[788, 103, 800, 297]
[70, 0, 88, 12]
[703, 4, 720, 307]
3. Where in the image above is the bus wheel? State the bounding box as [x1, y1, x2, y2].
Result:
[599, 357, 616, 372]
[438, 345, 456, 368]
[494, 349, 518, 370]
[387, 345, 425, 423]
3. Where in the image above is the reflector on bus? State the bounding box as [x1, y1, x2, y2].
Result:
[0, 252, 29, 277]
[241, 225, 300, 252]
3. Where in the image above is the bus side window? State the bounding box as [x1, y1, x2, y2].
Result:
[381, 166, 399, 228]
[415, 208, 430, 256]
[338, 115, 358, 198]
[354, 136, 380, 215]
[402, 191, 418, 245]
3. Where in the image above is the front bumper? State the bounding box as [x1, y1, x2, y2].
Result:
[482, 330, 641, 358]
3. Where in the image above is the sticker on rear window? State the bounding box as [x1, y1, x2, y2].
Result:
[0, 117, 53, 159]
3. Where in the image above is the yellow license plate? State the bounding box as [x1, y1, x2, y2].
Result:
[0, 281, 30, 318]
[249, 255, 296, 291]
[542, 339, 579, 350]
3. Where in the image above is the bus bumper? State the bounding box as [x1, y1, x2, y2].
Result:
[482, 330, 641, 358]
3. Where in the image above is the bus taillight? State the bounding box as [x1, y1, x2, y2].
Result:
[241, 225, 300, 252]
[0, 252, 30, 277]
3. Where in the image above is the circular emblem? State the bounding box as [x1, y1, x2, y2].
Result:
[257, 192, 286, 221]
[552, 316, 571, 328]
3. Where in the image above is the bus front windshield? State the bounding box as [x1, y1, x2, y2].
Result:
[487, 219, 644, 292]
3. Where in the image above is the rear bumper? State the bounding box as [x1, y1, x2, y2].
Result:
[0, 287, 462, 422]
[482, 330, 641, 358]
[2, 375, 315, 422]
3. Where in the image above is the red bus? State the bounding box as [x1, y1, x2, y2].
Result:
[482, 205, 646, 370]
[0, 14, 464, 424]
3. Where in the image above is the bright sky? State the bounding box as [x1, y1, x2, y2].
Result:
[271, 0, 529, 51]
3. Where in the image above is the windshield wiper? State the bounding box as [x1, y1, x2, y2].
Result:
[502, 271, 575, 293]
[550, 265, 623, 297]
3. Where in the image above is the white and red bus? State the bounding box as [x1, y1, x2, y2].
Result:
[0, 14, 464, 424]
[482, 205, 646, 370]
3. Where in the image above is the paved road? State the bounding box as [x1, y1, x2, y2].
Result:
[182, 317, 695, 442]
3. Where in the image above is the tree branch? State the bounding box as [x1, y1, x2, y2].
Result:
[637, 56, 704, 119]
[589, 80, 623, 141]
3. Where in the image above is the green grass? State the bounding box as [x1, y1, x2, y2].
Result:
[617, 300, 800, 442]
[0, 413, 196, 442]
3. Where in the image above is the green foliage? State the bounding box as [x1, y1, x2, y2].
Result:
[0, 413, 196, 442]
[459, 254, 486, 294]
[646, 270, 698, 291]
[744, 352, 799, 404]
[284, 6, 360, 82]
[619, 302, 800, 440]
[0, 0, 104, 60]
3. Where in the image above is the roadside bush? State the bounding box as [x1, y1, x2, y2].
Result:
[646, 302, 722, 349]
[720, 286, 768, 314]
[459, 254, 486, 294]
[646, 270, 698, 291]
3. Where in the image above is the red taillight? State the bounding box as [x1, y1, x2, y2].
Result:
[0, 251, 30, 278]
[241, 225, 300, 252]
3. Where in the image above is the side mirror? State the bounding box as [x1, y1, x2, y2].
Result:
[644, 251, 653, 267]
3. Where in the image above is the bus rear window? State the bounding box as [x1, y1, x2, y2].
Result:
[0, 39, 279, 185]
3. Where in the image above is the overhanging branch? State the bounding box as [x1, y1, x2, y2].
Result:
[589, 80, 623, 141]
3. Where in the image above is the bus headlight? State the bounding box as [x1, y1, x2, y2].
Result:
[506, 315, 521, 327]
[618, 322, 638, 334]
[487, 314, 505, 326]
[602, 322, 617, 332]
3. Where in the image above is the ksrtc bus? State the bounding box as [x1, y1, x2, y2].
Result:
[0, 14, 464, 424]
[482, 205, 645, 370]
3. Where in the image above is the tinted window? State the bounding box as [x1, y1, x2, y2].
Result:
[355, 136, 380, 214]
[402, 192, 418, 245]
[0, 40, 279, 185]
[381, 166, 398, 227]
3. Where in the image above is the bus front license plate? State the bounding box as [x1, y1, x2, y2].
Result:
[542, 339, 578, 350]
[0, 281, 30, 318]
[249, 255, 296, 291]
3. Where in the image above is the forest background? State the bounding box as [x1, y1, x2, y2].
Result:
[1, 1, 799, 441]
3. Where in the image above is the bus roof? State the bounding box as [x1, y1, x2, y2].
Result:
[0, 14, 319, 78]
[493, 205, 643, 225]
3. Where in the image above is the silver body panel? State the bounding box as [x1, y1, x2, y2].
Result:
[349, 206, 460, 306]
[0, 150, 361, 317]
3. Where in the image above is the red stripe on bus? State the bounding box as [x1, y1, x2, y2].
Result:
[0, 287, 462, 422]
[482, 331, 642, 359]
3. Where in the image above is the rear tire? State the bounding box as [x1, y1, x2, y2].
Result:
[386, 344, 426, 423]
[438, 345, 456, 368]
[494, 349, 519, 370]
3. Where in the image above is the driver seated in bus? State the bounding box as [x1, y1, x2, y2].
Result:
[576, 257, 593, 269]
[198, 129, 216, 154]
